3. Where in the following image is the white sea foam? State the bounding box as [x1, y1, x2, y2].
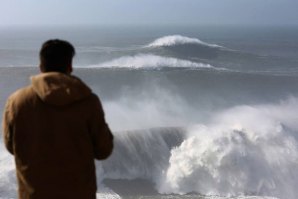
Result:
[158, 97, 298, 199]
[87, 54, 215, 69]
[99, 97, 298, 199]
[147, 35, 222, 48]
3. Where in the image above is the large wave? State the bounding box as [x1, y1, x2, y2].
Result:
[99, 97, 298, 199]
[146, 35, 222, 48]
[159, 99, 298, 198]
[87, 54, 218, 70]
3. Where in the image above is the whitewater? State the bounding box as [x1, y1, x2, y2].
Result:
[0, 26, 298, 199]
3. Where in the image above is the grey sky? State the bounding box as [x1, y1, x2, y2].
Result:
[1, 0, 298, 26]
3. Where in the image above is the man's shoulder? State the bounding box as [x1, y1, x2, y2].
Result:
[9, 85, 34, 98]
[7, 86, 36, 105]
[84, 92, 102, 106]
[82, 92, 105, 114]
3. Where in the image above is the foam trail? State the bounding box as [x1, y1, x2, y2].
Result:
[88, 54, 216, 69]
[147, 35, 222, 48]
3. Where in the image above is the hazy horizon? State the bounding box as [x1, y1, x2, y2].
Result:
[1, 0, 298, 27]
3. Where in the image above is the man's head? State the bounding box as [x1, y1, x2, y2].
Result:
[39, 39, 75, 74]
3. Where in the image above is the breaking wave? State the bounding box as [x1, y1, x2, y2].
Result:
[87, 54, 219, 70]
[147, 35, 222, 48]
[99, 97, 298, 199]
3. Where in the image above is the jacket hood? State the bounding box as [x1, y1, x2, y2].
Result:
[31, 72, 92, 106]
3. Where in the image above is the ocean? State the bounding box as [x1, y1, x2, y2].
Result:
[0, 25, 298, 199]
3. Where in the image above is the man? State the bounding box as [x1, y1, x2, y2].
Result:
[2, 39, 113, 199]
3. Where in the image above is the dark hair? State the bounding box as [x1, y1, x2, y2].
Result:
[39, 39, 75, 73]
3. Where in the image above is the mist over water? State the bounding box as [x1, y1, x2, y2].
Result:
[0, 26, 298, 199]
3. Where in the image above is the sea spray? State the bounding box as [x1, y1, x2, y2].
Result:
[103, 83, 195, 132]
[158, 98, 298, 199]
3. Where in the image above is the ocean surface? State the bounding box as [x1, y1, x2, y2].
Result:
[0, 25, 298, 199]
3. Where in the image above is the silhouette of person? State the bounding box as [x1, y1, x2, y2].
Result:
[2, 39, 113, 199]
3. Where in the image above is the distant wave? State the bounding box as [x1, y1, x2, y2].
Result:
[87, 54, 221, 70]
[146, 35, 222, 48]
[145, 35, 224, 60]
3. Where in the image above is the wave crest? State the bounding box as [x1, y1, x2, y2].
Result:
[88, 54, 217, 69]
[147, 35, 222, 48]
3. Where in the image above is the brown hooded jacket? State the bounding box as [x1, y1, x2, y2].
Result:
[2, 72, 113, 199]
